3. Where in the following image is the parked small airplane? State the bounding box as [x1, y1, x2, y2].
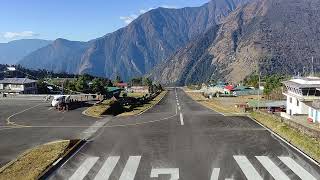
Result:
[51, 95, 71, 107]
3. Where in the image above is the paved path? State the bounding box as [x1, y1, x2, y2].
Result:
[49, 88, 320, 180]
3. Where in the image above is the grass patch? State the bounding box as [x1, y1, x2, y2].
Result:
[84, 100, 112, 118]
[118, 91, 167, 116]
[126, 92, 147, 98]
[251, 111, 320, 162]
[185, 91, 239, 114]
[0, 140, 70, 180]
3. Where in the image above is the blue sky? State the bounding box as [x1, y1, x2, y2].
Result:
[0, 0, 209, 43]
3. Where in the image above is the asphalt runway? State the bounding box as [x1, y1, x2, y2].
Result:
[49, 88, 320, 180]
[0, 98, 99, 166]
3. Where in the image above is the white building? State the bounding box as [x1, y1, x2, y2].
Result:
[282, 77, 320, 117]
[127, 86, 149, 93]
[0, 78, 37, 94]
[305, 100, 320, 123]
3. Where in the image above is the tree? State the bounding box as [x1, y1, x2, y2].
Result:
[115, 75, 122, 83]
[37, 79, 50, 94]
[91, 78, 106, 94]
[75, 75, 88, 92]
[264, 75, 283, 98]
[67, 80, 77, 92]
[143, 77, 153, 87]
[157, 84, 163, 91]
[101, 79, 113, 87]
[244, 74, 259, 88]
[130, 77, 143, 86]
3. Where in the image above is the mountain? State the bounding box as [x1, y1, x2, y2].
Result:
[18, 0, 249, 80]
[19, 38, 89, 73]
[152, 0, 320, 85]
[0, 39, 51, 64]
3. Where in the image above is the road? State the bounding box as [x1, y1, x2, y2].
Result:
[49, 88, 320, 180]
[0, 98, 100, 166]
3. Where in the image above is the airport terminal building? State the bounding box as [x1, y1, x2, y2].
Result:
[0, 78, 37, 94]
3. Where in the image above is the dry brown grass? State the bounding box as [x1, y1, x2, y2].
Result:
[118, 91, 167, 116]
[185, 91, 240, 114]
[126, 92, 147, 98]
[84, 100, 112, 118]
[251, 112, 320, 162]
[0, 140, 70, 180]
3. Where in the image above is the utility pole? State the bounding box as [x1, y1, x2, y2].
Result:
[257, 72, 261, 110]
[312, 56, 314, 77]
[61, 80, 64, 95]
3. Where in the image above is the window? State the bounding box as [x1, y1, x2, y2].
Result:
[296, 100, 299, 106]
[289, 97, 292, 103]
[289, 109, 292, 115]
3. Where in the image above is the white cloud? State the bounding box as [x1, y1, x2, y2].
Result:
[120, 14, 138, 24]
[139, 7, 154, 14]
[3, 31, 39, 39]
[160, 5, 177, 9]
[120, 5, 177, 25]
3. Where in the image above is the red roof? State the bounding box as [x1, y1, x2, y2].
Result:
[224, 85, 234, 91]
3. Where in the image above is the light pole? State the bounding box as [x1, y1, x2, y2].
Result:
[257, 72, 261, 110]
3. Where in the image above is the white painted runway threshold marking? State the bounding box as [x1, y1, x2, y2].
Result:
[66, 155, 317, 180]
[279, 156, 317, 180]
[179, 112, 184, 125]
[210, 168, 220, 180]
[233, 156, 263, 180]
[68, 157, 99, 180]
[255, 156, 290, 180]
[119, 156, 142, 180]
[94, 156, 120, 180]
[151, 168, 179, 180]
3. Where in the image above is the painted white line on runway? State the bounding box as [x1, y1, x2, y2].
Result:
[69, 157, 99, 180]
[175, 105, 178, 114]
[233, 156, 263, 180]
[180, 112, 184, 125]
[279, 156, 317, 180]
[210, 168, 220, 180]
[150, 168, 179, 180]
[119, 156, 141, 180]
[94, 156, 120, 180]
[255, 156, 290, 180]
[6, 103, 43, 126]
[177, 103, 180, 106]
[80, 118, 110, 140]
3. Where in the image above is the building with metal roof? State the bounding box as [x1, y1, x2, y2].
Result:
[0, 78, 37, 94]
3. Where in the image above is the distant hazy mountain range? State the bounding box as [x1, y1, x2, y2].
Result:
[0, 39, 51, 64]
[18, 0, 249, 80]
[12, 0, 320, 84]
